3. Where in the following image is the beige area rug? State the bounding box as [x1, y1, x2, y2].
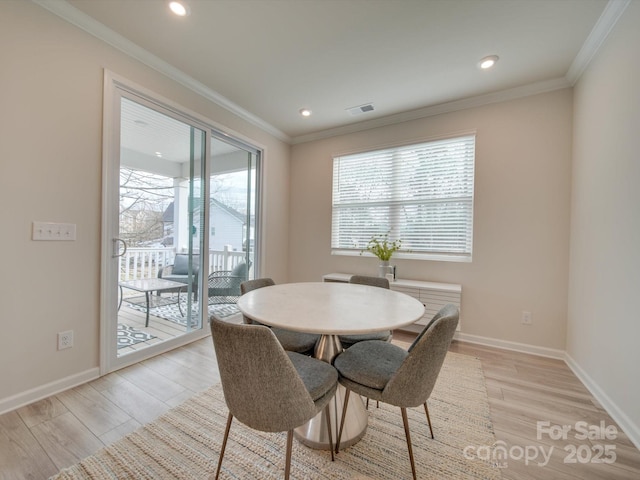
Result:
[51, 352, 501, 480]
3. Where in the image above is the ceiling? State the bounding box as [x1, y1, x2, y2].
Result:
[48, 0, 616, 143]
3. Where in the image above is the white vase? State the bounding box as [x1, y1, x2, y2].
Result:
[378, 261, 392, 278]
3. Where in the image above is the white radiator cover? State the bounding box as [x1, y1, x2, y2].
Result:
[322, 273, 462, 331]
[390, 284, 461, 330]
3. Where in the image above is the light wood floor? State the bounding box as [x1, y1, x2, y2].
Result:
[1, 328, 639, 480]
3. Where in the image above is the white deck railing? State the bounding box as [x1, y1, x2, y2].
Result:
[119, 246, 247, 281]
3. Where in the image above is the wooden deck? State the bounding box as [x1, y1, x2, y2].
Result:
[117, 303, 191, 355]
[116, 294, 238, 355]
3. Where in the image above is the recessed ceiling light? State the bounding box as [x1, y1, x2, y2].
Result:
[299, 108, 312, 117]
[155, 152, 163, 157]
[169, 1, 189, 16]
[479, 55, 499, 70]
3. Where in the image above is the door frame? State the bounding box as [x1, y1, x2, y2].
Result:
[100, 70, 263, 374]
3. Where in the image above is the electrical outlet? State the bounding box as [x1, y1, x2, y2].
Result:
[58, 330, 74, 350]
[521, 311, 532, 325]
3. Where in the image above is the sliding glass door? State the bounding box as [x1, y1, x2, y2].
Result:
[102, 75, 260, 372]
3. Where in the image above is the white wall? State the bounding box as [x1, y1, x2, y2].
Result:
[290, 89, 573, 351]
[4, 0, 637, 447]
[568, 1, 640, 446]
[0, 1, 290, 405]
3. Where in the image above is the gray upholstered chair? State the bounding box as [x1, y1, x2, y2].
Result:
[333, 304, 459, 480]
[209, 315, 338, 480]
[338, 275, 393, 349]
[240, 278, 320, 355]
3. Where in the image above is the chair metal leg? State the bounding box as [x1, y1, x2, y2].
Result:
[215, 412, 234, 480]
[284, 430, 294, 480]
[401, 407, 417, 480]
[366, 397, 369, 410]
[423, 402, 434, 439]
[324, 404, 334, 461]
[335, 388, 351, 454]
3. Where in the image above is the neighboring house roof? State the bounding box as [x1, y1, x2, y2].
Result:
[162, 199, 247, 224]
[162, 202, 175, 223]
[210, 198, 246, 224]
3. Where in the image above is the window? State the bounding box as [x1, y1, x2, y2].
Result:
[331, 134, 475, 261]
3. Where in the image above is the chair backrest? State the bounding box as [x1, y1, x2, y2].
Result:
[172, 253, 200, 275]
[407, 303, 457, 352]
[210, 316, 317, 432]
[382, 304, 459, 407]
[239, 278, 275, 324]
[349, 275, 390, 289]
[240, 277, 275, 295]
[231, 261, 250, 278]
[227, 262, 250, 292]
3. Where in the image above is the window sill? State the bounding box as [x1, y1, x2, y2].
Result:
[331, 250, 472, 263]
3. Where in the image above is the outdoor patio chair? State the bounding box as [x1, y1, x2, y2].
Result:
[157, 253, 200, 300]
[207, 261, 250, 305]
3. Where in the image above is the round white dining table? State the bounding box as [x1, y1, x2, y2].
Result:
[236, 281, 425, 450]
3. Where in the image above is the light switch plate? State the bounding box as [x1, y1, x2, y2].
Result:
[33, 222, 76, 241]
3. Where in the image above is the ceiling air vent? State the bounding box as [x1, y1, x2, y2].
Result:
[347, 103, 375, 116]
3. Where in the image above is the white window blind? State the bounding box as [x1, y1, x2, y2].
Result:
[331, 135, 475, 260]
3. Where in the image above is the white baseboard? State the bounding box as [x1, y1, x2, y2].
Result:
[0, 367, 100, 416]
[453, 331, 566, 359]
[0, 328, 217, 416]
[564, 353, 640, 451]
[451, 332, 640, 451]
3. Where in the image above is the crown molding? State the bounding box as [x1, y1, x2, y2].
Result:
[292, 77, 571, 145]
[566, 0, 631, 85]
[31, 0, 291, 144]
[292, 0, 630, 145]
[31, 0, 630, 147]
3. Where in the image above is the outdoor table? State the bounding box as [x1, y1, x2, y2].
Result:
[119, 278, 187, 327]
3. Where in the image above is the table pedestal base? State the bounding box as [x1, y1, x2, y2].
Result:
[293, 333, 368, 450]
[294, 384, 367, 450]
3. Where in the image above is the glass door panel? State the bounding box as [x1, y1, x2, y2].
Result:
[116, 97, 205, 357]
[205, 137, 258, 306]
